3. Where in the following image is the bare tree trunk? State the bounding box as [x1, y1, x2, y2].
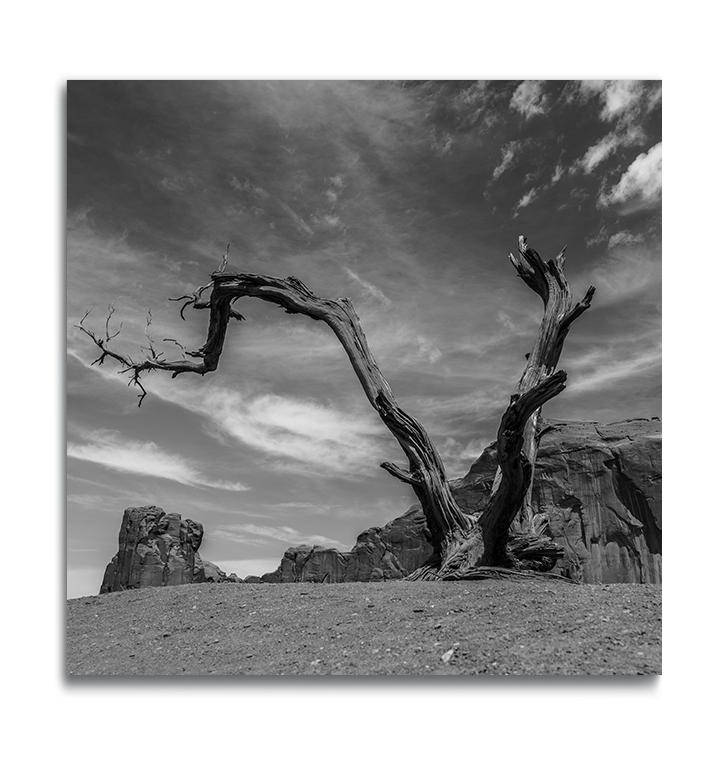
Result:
[79, 236, 592, 580]
[492, 237, 595, 532]
[81, 273, 471, 566]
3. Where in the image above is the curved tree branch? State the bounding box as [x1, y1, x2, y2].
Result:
[80, 235, 581, 577]
[499, 236, 595, 530]
[80, 269, 472, 557]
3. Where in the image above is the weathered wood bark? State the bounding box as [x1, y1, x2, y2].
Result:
[81, 272, 471, 566]
[493, 237, 595, 532]
[80, 236, 589, 580]
[405, 370, 568, 580]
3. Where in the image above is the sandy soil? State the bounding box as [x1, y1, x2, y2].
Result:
[66, 579, 661, 676]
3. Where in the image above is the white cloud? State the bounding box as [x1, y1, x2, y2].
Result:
[601, 81, 645, 120]
[492, 141, 522, 180]
[588, 242, 661, 305]
[578, 80, 606, 97]
[510, 81, 547, 118]
[573, 123, 647, 177]
[514, 187, 539, 213]
[344, 268, 392, 306]
[278, 200, 314, 236]
[607, 231, 645, 249]
[585, 226, 609, 247]
[158, 176, 186, 192]
[496, 310, 523, 334]
[568, 344, 661, 394]
[69, 338, 392, 479]
[437, 436, 492, 474]
[414, 335, 442, 365]
[67, 428, 249, 491]
[199, 389, 387, 476]
[229, 176, 270, 199]
[580, 134, 620, 172]
[599, 142, 662, 211]
[213, 523, 347, 549]
[311, 212, 343, 230]
[576, 80, 650, 123]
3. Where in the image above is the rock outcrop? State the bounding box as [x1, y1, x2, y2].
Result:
[257, 506, 434, 583]
[453, 417, 661, 583]
[100, 418, 661, 589]
[100, 506, 242, 593]
[262, 417, 661, 584]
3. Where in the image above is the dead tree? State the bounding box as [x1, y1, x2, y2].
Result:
[492, 238, 595, 533]
[79, 236, 593, 580]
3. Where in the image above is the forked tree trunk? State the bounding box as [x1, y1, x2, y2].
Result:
[492, 238, 595, 532]
[80, 237, 593, 580]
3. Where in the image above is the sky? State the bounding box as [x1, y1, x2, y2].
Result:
[66, 80, 661, 598]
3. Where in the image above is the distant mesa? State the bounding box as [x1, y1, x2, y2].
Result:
[250, 505, 433, 584]
[99, 506, 242, 594]
[99, 417, 661, 593]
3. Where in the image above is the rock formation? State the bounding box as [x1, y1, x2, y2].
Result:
[100, 506, 242, 593]
[261, 417, 661, 584]
[255, 506, 434, 583]
[453, 417, 661, 582]
[100, 418, 661, 589]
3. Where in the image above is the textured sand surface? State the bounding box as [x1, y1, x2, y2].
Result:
[67, 580, 661, 676]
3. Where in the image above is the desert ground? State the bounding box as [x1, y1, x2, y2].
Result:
[66, 578, 661, 676]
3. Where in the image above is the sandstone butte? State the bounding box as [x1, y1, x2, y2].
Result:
[98, 417, 661, 594]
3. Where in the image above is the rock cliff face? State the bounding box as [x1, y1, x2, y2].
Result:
[100, 506, 242, 593]
[265, 418, 661, 584]
[100, 418, 661, 589]
[254, 506, 434, 584]
[452, 417, 662, 583]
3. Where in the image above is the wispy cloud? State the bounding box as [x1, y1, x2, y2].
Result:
[587, 241, 661, 306]
[551, 164, 565, 184]
[492, 140, 524, 180]
[567, 343, 661, 394]
[229, 175, 270, 199]
[607, 231, 645, 249]
[514, 187, 539, 214]
[66, 80, 662, 600]
[599, 81, 646, 121]
[579, 134, 620, 173]
[510, 81, 547, 118]
[277, 200, 314, 236]
[344, 268, 392, 306]
[575, 80, 657, 124]
[599, 142, 662, 212]
[571, 124, 646, 178]
[69, 336, 391, 480]
[67, 428, 249, 491]
[213, 523, 347, 549]
[199, 389, 388, 476]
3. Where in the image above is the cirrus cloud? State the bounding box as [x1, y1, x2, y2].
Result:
[599, 142, 662, 212]
[67, 428, 249, 491]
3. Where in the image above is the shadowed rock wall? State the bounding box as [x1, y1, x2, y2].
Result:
[100, 506, 242, 593]
[452, 418, 662, 583]
[100, 418, 661, 589]
[252, 506, 434, 584]
[264, 418, 661, 584]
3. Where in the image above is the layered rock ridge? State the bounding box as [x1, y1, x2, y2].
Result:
[98, 418, 661, 590]
[99, 506, 242, 593]
[262, 417, 661, 584]
[251, 506, 434, 584]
